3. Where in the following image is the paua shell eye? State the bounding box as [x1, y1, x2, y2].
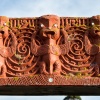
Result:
[3, 22, 7, 26]
[91, 22, 94, 26]
[40, 23, 44, 27]
[53, 24, 58, 28]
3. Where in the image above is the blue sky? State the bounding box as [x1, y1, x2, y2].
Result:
[0, 96, 100, 100]
[1, 0, 100, 17]
[0, 0, 100, 100]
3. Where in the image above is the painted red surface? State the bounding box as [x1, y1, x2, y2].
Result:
[0, 15, 100, 85]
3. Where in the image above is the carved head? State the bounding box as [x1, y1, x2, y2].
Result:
[0, 16, 9, 38]
[91, 15, 100, 25]
[90, 15, 100, 37]
[39, 15, 60, 40]
[90, 26, 100, 37]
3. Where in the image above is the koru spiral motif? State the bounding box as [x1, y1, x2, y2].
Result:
[0, 15, 99, 77]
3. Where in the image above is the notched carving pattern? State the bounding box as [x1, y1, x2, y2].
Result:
[0, 15, 100, 78]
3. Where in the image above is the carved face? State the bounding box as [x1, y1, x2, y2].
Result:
[90, 27, 100, 37]
[0, 16, 9, 38]
[39, 15, 60, 40]
[92, 15, 100, 25]
[95, 30, 100, 37]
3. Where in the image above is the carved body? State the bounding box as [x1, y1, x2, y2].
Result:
[0, 16, 17, 77]
[31, 15, 69, 75]
[85, 26, 100, 76]
[0, 35, 6, 76]
[40, 39, 61, 74]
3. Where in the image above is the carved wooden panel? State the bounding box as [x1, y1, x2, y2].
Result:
[0, 15, 100, 86]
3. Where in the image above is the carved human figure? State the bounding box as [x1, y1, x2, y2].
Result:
[31, 15, 69, 75]
[0, 16, 17, 77]
[85, 16, 100, 76]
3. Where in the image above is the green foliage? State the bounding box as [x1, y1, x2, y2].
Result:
[15, 53, 23, 65]
[60, 25, 64, 29]
[94, 43, 100, 47]
[6, 22, 11, 27]
[14, 77, 19, 81]
[30, 24, 35, 27]
[75, 72, 82, 77]
[0, 26, 4, 29]
[84, 67, 87, 70]
[16, 25, 21, 29]
[67, 34, 75, 42]
[15, 54, 22, 59]
[68, 37, 72, 41]
[63, 95, 82, 100]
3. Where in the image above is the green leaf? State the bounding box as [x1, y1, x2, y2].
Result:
[0, 26, 4, 29]
[6, 22, 11, 26]
[15, 54, 22, 59]
[14, 77, 19, 81]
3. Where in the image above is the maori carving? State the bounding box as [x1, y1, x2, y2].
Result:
[31, 15, 69, 75]
[0, 15, 99, 78]
[84, 15, 100, 76]
[5, 27, 34, 76]
[0, 16, 17, 77]
[60, 25, 95, 77]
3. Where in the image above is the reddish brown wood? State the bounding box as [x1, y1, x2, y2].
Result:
[0, 15, 100, 87]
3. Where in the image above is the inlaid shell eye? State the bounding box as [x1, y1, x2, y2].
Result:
[53, 24, 58, 27]
[3, 22, 7, 26]
[40, 23, 44, 27]
[92, 22, 94, 25]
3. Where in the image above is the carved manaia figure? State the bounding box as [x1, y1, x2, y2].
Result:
[85, 15, 100, 76]
[0, 16, 17, 77]
[31, 15, 69, 75]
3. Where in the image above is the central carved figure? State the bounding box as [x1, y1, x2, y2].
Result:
[31, 15, 69, 75]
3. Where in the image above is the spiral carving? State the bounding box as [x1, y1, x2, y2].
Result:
[60, 27, 95, 77]
[3, 26, 96, 77]
[1, 15, 98, 78]
[4, 28, 39, 77]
